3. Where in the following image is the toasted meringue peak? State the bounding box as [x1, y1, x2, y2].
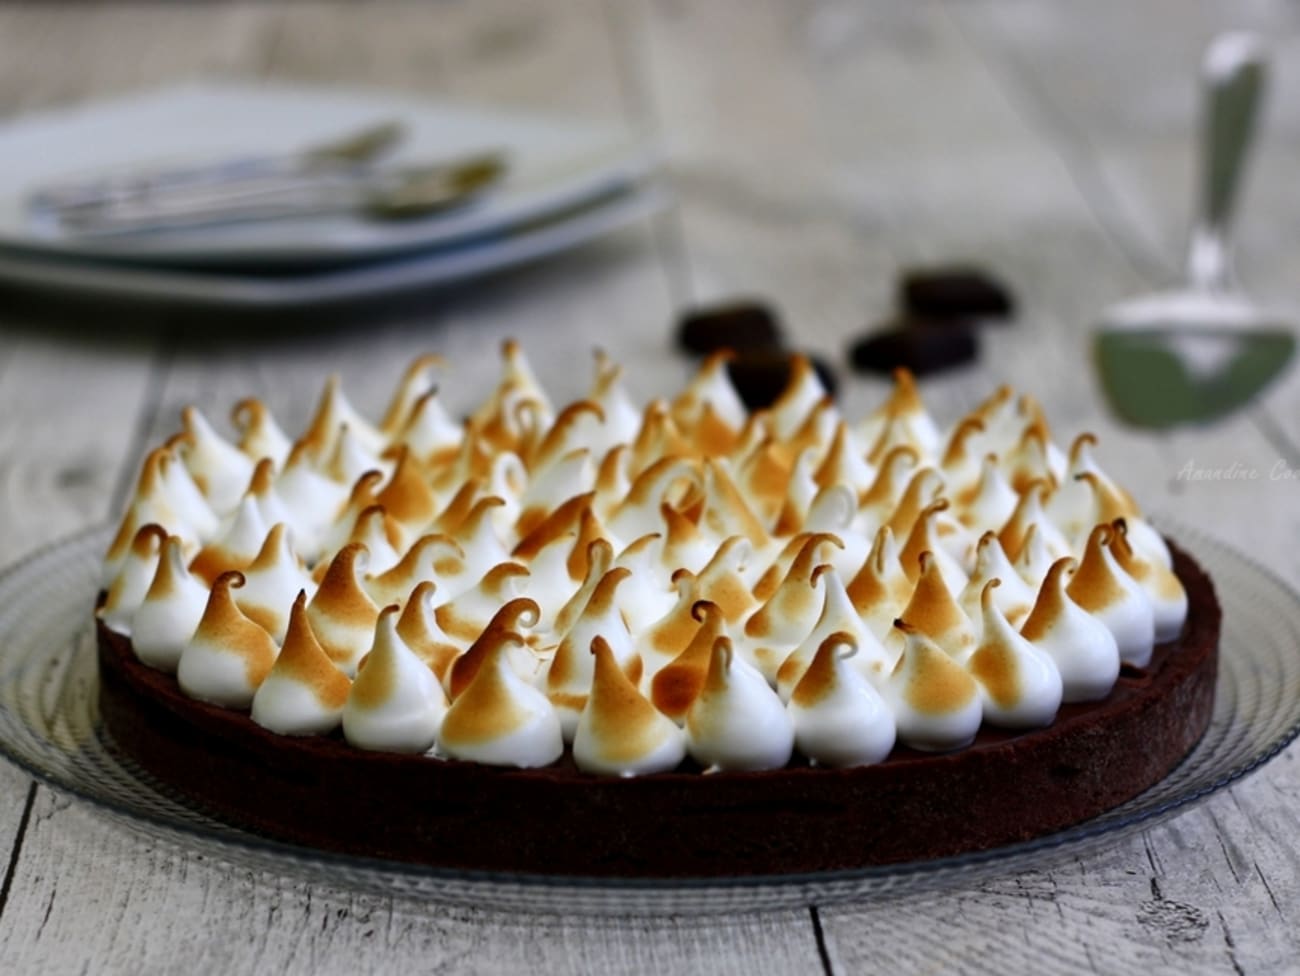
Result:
[305, 374, 386, 458]
[1020, 557, 1120, 702]
[511, 491, 592, 561]
[636, 569, 705, 677]
[448, 495, 513, 588]
[803, 484, 867, 578]
[967, 385, 1017, 453]
[693, 536, 757, 625]
[738, 436, 793, 526]
[236, 523, 313, 643]
[998, 480, 1070, 566]
[770, 354, 830, 439]
[953, 453, 1018, 532]
[1066, 523, 1156, 667]
[885, 621, 982, 751]
[545, 567, 638, 740]
[342, 606, 446, 754]
[178, 406, 256, 515]
[325, 424, 388, 488]
[687, 635, 793, 772]
[242, 457, 293, 535]
[847, 525, 914, 640]
[155, 444, 220, 543]
[672, 350, 746, 439]
[1013, 522, 1057, 590]
[306, 543, 381, 677]
[609, 456, 697, 546]
[231, 398, 292, 468]
[399, 386, 462, 465]
[395, 581, 463, 685]
[1047, 433, 1103, 544]
[131, 534, 209, 672]
[552, 537, 614, 638]
[274, 442, 348, 559]
[1111, 519, 1187, 643]
[772, 448, 820, 537]
[784, 397, 839, 465]
[788, 632, 896, 767]
[814, 422, 875, 497]
[899, 499, 968, 595]
[745, 533, 841, 681]
[588, 350, 642, 453]
[365, 533, 464, 609]
[885, 467, 945, 543]
[613, 533, 675, 633]
[875, 368, 942, 457]
[778, 566, 891, 700]
[940, 417, 987, 497]
[651, 600, 726, 723]
[968, 580, 1062, 728]
[189, 495, 270, 587]
[448, 598, 542, 699]
[438, 629, 563, 768]
[436, 561, 530, 644]
[660, 500, 714, 576]
[893, 551, 978, 662]
[338, 504, 402, 578]
[960, 532, 1036, 634]
[379, 354, 443, 438]
[858, 445, 920, 528]
[100, 522, 168, 637]
[1003, 422, 1059, 496]
[177, 571, 278, 709]
[374, 447, 438, 539]
[251, 592, 351, 736]
[516, 449, 595, 541]
[697, 459, 770, 552]
[573, 636, 686, 777]
[1077, 471, 1172, 569]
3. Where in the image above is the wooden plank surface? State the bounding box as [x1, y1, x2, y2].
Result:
[0, 1, 1294, 973]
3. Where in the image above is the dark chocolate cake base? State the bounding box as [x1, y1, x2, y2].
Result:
[97, 543, 1219, 878]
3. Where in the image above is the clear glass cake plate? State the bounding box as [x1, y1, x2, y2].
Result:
[0, 521, 1295, 916]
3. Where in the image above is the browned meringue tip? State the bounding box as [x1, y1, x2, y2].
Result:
[1018, 556, 1079, 642]
[132, 523, 169, 555]
[980, 577, 1003, 609]
[449, 597, 541, 699]
[379, 353, 444, 434]
[511, 491, 595, 559]
[790, 631, 859, 708]
[247, 523, 292, 572]
[1067, 431, 1099, 466]
[941, 416, 985, 466]
[248, 456, 276, 494]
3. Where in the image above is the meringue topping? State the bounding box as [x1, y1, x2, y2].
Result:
[342, 606, 446, 754]
[106, 348, 1182, 775]
[788, 632, 896, 767]
[885, 621, 982, 752]
[687, 635, 793, 772]
[438, 629, 564, 768]
[573, 636, 686, 777]
[251, 592, 351, 736]
[177, 571, 278, 709]
[132, 534, 210, 672]
[967, 580, 1062, 728]
[1020, 558, 1120, 702]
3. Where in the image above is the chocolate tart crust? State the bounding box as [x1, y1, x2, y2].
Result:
[97, 543, 1219, 878]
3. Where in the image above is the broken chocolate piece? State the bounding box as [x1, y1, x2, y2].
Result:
[676, 300, 785, 355]
[900, 267, 1014, 321]
[848, 323, 978, 376]
[727, 350, 837, 410]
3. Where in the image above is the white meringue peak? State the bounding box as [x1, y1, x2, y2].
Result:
[251, 592, 351, 736]
[1066, 523, 1156, 667]
[687, 635, 793, 772]
[967, 580, 1062, 728]
[1020, 557, 1120, 703]
[884, 622, 982, 752]
[132, 534, 210, 672]
[788, 632, 896, 768]
[177, 571, 278, 709]
[99, 523, 167, 637]
[342, 606, 446, 754]
[573, 635, 686, 777]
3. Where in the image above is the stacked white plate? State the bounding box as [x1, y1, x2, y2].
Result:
[0, 84, 665, 308]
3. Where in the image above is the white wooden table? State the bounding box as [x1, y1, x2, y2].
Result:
[0, 2, 1297, 972]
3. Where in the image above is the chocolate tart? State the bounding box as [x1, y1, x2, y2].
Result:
[96, 542, 1218, 878]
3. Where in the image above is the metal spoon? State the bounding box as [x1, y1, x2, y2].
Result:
[1094, 32, 1295, 429]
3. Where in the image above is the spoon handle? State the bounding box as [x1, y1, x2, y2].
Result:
[1188, 32, 1267, 292]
